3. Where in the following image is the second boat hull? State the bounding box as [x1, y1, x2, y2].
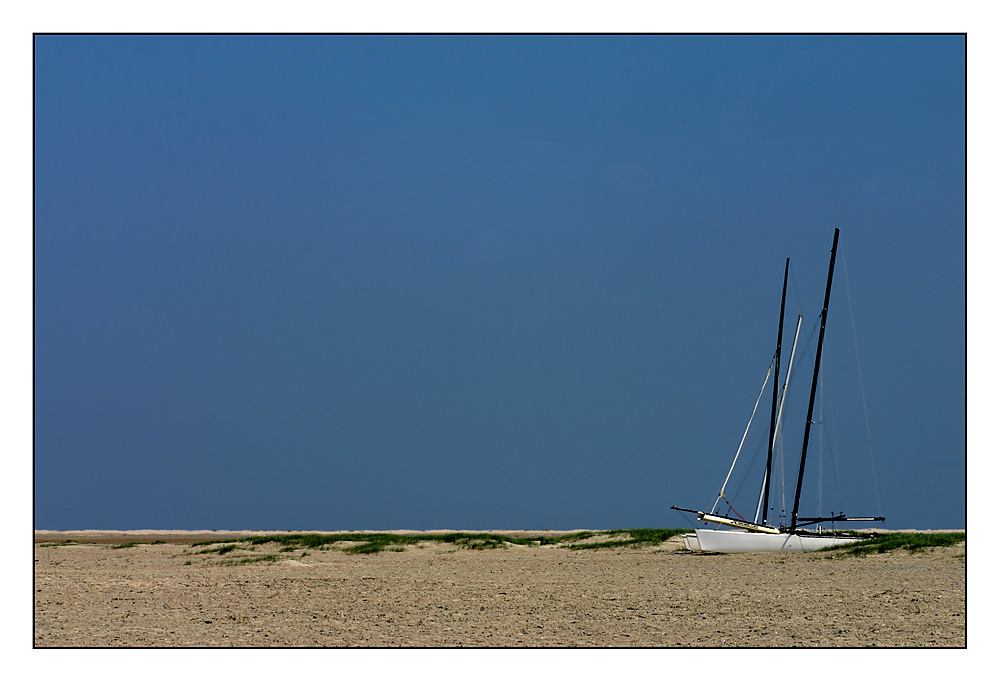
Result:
[681, 533, 701, 551]
[694, 528, 861, 553]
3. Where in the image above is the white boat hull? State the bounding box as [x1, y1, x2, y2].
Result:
[694, 528, 861, 553]
[682, 533, 701, 551]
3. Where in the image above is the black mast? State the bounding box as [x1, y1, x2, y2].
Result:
[790, 228, 839, 531]
[761, 258, 789, 526]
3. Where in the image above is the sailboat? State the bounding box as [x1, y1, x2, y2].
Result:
[673, 229, 884, 552]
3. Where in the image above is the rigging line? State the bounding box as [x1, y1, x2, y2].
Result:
[781, 314, 822, 396]
[673, 507, 695, 526]
[725, 500, 748, 522]
[814, 360, 826, 516]
[817, 364, 822, 519]
[821, 396, 845, 516]
[777, 431, 786, 523]
[733, 420, 770, 501]
[841, 245, 883, 518]
[711, 362, 773, 514]
[817, 361, 846, 520]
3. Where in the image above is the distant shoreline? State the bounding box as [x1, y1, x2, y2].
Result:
[33, 529, 599, 544]
[34, 527, 965, 546]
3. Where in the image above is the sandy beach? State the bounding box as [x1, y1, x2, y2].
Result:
[33, 530, 965, 647]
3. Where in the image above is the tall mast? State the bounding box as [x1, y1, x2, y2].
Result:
[761, 258, 789, 526]
[790, 228, 840, 531]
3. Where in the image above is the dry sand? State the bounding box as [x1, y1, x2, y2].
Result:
[33, 530, 965, 647]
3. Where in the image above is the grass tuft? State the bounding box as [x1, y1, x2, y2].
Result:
[219, 554, 280, 565]
[196, 544, 240, 555]
[825, 532, 966, 557]
[190, 538, 244, 547]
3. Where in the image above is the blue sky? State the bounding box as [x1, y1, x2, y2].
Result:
[34, 35, 965, 531]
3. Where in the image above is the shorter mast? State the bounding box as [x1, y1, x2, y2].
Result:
[754, 314, 802, 524]
[790, 228, 839, 531]
[761, 258, 789, 527]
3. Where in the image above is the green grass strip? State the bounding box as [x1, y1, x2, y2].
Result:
[204, 529, 693, 554]
[195, 544, 240, 555]
[564, 528, 690, 550]
[825, 531, 966, 556]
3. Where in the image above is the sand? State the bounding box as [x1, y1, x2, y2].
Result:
[33, 530, 966, 647]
